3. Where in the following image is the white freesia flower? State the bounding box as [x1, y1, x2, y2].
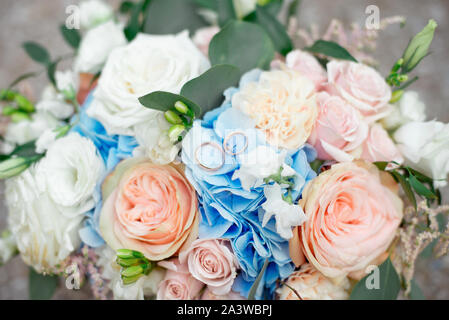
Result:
[74, 21, 127, 74]
[0, 230, 17, 265]
[55, 70, 78, 94]
[6, 167, 83, 272]
[87, 31, 210, 135]
[97, 246, 165, 300]
[262, 183, 307, 240]
[36, 132, 105, 217]
[36, 85, 74, 119]
[35, 128, 58, 154]
[132, 113, 180, 164]
[394, 121, 449, 187]
[79, 0, 114, 30]
[4, 111, 60, 146]
[233, 0, 257, 18]
[232, 145, 287, 190]
[381, 91, 426, 130]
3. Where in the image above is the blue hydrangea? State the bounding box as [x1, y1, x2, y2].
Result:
[181, 70, 317, 299]
[71, 93, 138, 247]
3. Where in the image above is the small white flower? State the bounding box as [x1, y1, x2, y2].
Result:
[232, 145, 286, 190]
[55, 70, 78, 97]
[4, 111, 60, 146]
[0, 230, 17, 265]
[394, 120, 449, 188]
[381, 91, 426, 130]
[262, 183, 307, 240]
[132, 113, 180, 164]
[36, 85, 74, 119]
[74, 21, 127, 74]
[79, 0, 114, 30]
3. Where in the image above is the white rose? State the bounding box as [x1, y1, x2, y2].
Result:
[277, 263, 350, 300]
[74, 21, 127, 74]
[233, 0, 257, 18]
[381, 91, 426, 130]
[132, 113, 180, 164]
[87, 31, 210, 136]
[36, 85, 74, 119]
[394, 121, 449, 188]
[35, 132, 105, 217]
[79, 0, 114, 30]
[262, 183, 306, 240]
[4, 111, 60, 146]
[97, 246, 165, 300]
[0, 230, 17, 265]
[232, 145, 288, 190]
[6, 168, 83, 272]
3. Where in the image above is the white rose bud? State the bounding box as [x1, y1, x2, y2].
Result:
[36, 85, 74, 119]
[79, 0, 114, 30]
[381, 91, 426, 131]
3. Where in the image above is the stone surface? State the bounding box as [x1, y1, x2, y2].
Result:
[0, 0, 448, 299]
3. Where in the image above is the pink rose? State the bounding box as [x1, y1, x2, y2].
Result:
[289, 161, 403, 280]
[201, 287, 246, 300]
[326, 61, 391, 120]
[179, 239, 238, 295]
[99, 159, 199, 261]
[361, 124, 404, 164]
[308, 92, 368, 162]
[286, 50, 327, 90]
[157, 259, 204, 300]
[192, 26, 220, 56]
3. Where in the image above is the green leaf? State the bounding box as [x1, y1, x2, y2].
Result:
[29, 268, 59, 300]
[217, 0, 236, 27]
[248, 259, 269, 300]
[350, 258, 400, 300]
[119, 1, 135, 13]
[8, 72, 40, 89]
[11, 140, 39, 158]
[409, 279, 425, 300]
[245, 5, 293, 56]
[409, 174, 437, 199]
[373, 161, 389, 171]
[305, 40, 357, 62]
[124, 0, 145, 41]
[60, 25, 81, 49]
[180, 64, 240, 117]
[392, 171, 416, 210]
[143, 0, 207, 35]
[138, 91, 201, 117]
[209, 20, 275, 75]
[193, 0, 218, 11]
[22, 42, 51, 66]
[406, 167, 433, 184]
[47, 59, 60, 87]
[402, 19, 437, 73]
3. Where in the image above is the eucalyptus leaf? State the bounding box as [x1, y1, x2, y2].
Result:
[248, 259, 269, 300]
[22, 42, 51, 66]
[124, 0, 144, 41]
[350, 258, 400, 300]
[144, 0, 207, 35]
[138, 91, 201, 117]
[11, 140, 39, 158]
[245, 5, 293, 56]
[409, 279, 425, 300]
[119, 1, 135, 13]
[60, 25, 81, 49]
[180, 64, 240, 117]
[217, 0, 236, 27]
[209, 20, 275, 75]
[47, 59, 61, 87]
[392, 171, 416, 210]
[305, 40, 357, 62]
[29, 268, 59, 300]
[409, 174, 437, 199]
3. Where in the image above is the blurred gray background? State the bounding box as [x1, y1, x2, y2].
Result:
[0, 0, 448, 299]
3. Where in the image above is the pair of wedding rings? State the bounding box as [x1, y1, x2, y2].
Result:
[194, 131, 249, 172]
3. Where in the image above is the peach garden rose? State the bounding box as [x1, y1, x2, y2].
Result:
[289, 160, 403, 281]
[99, 158, 199, 261]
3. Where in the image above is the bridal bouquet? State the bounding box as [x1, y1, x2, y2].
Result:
[1, 0, 448, 300]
